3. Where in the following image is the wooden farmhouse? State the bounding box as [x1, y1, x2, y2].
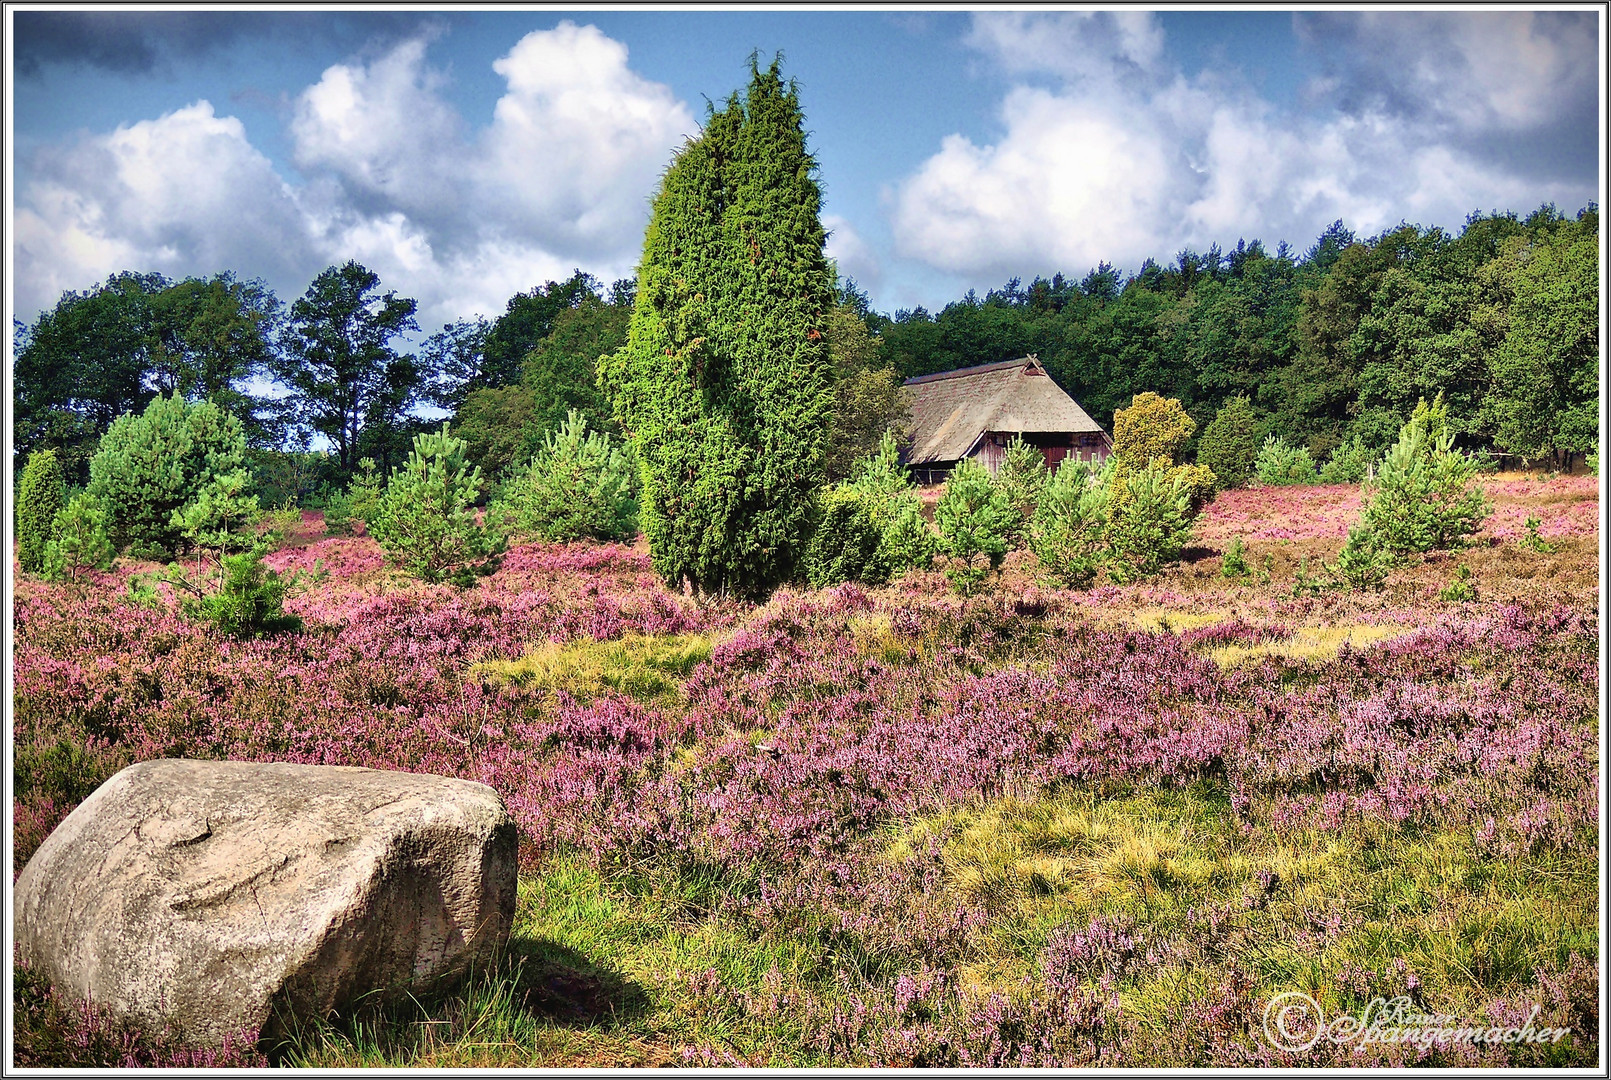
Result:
[901, 356, 1111, 484]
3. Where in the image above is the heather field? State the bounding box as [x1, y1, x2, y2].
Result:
[12, 473, 1600, 1068]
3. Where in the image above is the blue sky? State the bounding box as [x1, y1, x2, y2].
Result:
[10, 9, 1602, 333]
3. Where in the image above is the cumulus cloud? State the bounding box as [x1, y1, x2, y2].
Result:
[891, 11, 1598, 282]
[15, 23, 693, 328]
[823, 214, 880, 293]
[15, 102, 315, 314]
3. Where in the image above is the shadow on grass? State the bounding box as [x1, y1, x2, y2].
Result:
[264, 936, 650, 1066]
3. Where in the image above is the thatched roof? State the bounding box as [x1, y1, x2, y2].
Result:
[902, 357, 1106, 464]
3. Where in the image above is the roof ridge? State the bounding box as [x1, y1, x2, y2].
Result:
[902, 356, 1037, 386]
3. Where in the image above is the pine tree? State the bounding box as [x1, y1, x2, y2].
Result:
[601, 57, 832, 598]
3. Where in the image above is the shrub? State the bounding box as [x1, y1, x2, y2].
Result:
[1030, 459, 1110, 589]
[185, 547, 302, 638]
[1112, 392, 1195, 469]
[1319, 436, 1377, 484]
[86, 392, 248, 555]
[1220, 535, 1250, 579]
[497, 410, 638, 543]
[936, 457, 1016, 594]
[1167, 462, 1218, 514]
[169, 468, 261, 566]
[846, 430, 936, 577]
[1329, 523, 1394, 591]
[802, 486, 889, 588]
[1104, 461, 1192, 584]
[1520, 516, 1555, 554]
[322, 458, 383, 536]
[1196, 396, 1259, 489]
[1362, 395, 1491, 554]
[994, 437, 1048, 545]
[16, 449, 65, 574]
[40, 493, 114, 582]
[1438, 563, 1477, 604]
[1254, 435, 1319, 486]
[368, 426, 505, 585]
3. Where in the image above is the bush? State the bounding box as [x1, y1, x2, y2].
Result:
[367, 426, 505, 585]
[169, 469, 261, 564]
[1195, 396, 1259, 489]
[846, 430, 937, 577]
[1362, 395, 1491, 554]
[184, 547, 302, 638]
[1030, 459, 1111, 589]
[802, 486, 889, 588]
[994, 437, 1048, 545]
[40, 493, 114, 582]
[16, 449, 65, 574]
[86, 393, 249, 555]
[1438, 563, 1477, 603]
[1167, 462, 1217, 515]
[1329, 523, 1394, 591]
[936, 457, 1016, 594]
[1319, 436, 1377, 484]
[497, 410, 638, 543]
[1220, 535, 1250, 579]
[1105, 461, 1193, 584]
[321, 458, 383, 536]
[1254, 435, 1319, 486]
[1112, 392, 1195, 469]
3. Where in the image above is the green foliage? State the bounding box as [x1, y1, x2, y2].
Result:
[826, 302, 908, 480]
[1482, 229, 1598, 460]
[1520, 516, 1555, 554]
[1586, 450, 1599, 475]
[1029, 459, 1111, 589]
[321, 458, 382, 537]
[367, 426, 504, 585]
[496, 411, 638, 543]
[994, 437, 1048, 544]
[1254, 435, 1319, 486]
[85, 392, 249, 555]
[1112, 391, 1195, 469]
[270, 262, 420, 472]
[1329, 523, 1395, 591]
[1195, 395, 1260, 489]
[40, 493, 114, 582]
[1166, 462, 1218, 515]
[802, 486, 889, 589]
[600, 59, 834, 598]
[1363, 395, 1491, 554]
[179, 546, 302, 638]
[1220, 535, 1250, 579]
[1319, 436, 1377, 484]
[1437, 563, 1477, 604]
[14, 270, 279, 483]
[1290, 556, 1332, 597]
[16, 449, 65, 574]
[1104, 461, 1193, 584]
[936, 457, 1015, 594]
[840, 431, 936, 579]
[170, 469, 261, 561]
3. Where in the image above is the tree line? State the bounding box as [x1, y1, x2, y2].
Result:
[13, 138, 1597, 508]
[871, 203, 1597, 468]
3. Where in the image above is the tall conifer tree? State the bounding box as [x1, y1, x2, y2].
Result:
[602, 57, 832, 597]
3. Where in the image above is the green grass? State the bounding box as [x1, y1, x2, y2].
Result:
[471, 633, 713, 704]
[269, 786, 1596, 1068]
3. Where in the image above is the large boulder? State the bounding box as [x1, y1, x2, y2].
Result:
[13, 759, 518, 1048]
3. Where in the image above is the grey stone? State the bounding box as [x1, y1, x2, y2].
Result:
[13, 759, 518, 1048]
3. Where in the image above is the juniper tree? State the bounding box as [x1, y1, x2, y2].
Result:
[601, 57, 833, 598]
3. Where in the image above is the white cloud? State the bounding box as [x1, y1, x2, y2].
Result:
[480, 22, 696, 258]
[15, 24, 691, 329]
[15, 101, 314, 315]
[823, 213, 880, 293]
[889, 11, 1597, 283]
